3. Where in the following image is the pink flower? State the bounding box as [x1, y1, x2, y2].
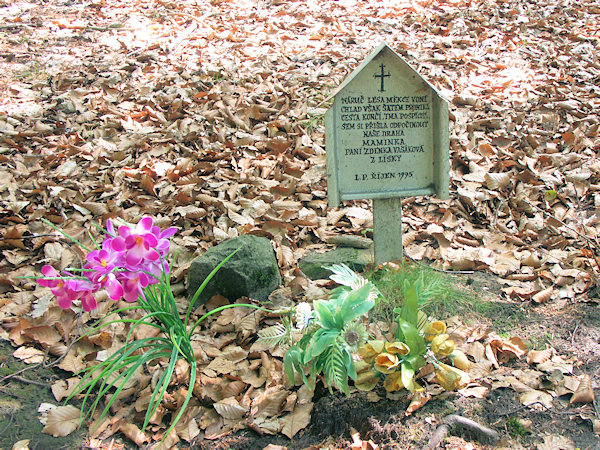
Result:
[37, 265, 97, 311]
[119, 271, 151, 302]
[86, 249, 119, 276]
[151, 225, 177, 258]
[111, 217, 160, 268]
[75, 282, 98, 312]
[37, 217, 177, 309]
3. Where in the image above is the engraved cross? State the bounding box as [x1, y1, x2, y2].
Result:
[373, 63, 390, 92]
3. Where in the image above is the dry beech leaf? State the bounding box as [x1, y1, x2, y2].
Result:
[214, 397, 248, 420]
[532, 287, 553, 304]
[527, 348, 553, 365]
[458, 384, 489, 398]
[519, 389, 554, 409]
[12, 439, 30, 449]
[281, 402, 313, 438]
[468, 341, 486, 362]
[537, 434, 576, 450]
[570, 375, 594, 404]
[251, 387, 288, 418]
[13, 346, 45, 364]
[405, 390, 430, 416]
[485, 343, 499, 369]
[484, 172, 511, 190]
[42, 405, 80, 437]
[118, 423, 149, 446]
[22, 326, 62, 347]
[51, 377, 80, 402]
[350, 427, 380, 450]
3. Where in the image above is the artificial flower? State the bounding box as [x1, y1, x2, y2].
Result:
[374, 352, 400, 374]
[383, 371, 404, 392]
[294, 302, 313, 330]
[354, 370, 379, 391]
[434, 363, 470, 391]
[358, 340, 385, 362]
[423, 321, 446, 341]
[450, 350, 471, 370]
[431, 333, 455, 357]
[385, 341, 410, 356]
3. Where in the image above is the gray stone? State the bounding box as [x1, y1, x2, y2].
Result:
[299, 247, 373, 280]
[327, 235, 373, 249]
[187, 235, 281, 305]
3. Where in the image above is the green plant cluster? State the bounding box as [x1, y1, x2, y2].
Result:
[280, 265, 378, 395]
[261, 264, 472, 398]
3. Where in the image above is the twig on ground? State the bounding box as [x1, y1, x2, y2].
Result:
[424, 414, 500, 449]
[10, 375, 48, 387]
[0, 387, 19, 398]
[571, 323, 579, 348]
[0, 407, 16, 437]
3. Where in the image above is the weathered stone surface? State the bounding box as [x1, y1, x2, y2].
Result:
[187, 235, 281, 305]
[299, 247, 373, 280]
[327, 235, 373, 249]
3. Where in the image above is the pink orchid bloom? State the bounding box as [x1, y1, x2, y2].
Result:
[110, 217, 160, 268]
[151, 225, 177, 257]
[102, 272, 124, 301]
[38, 217, 177, 310]
[86, 249, 119, 276]
[38, 265, 97, 311]
[119, 271, 151, 302]
[79, 287, 98, 312]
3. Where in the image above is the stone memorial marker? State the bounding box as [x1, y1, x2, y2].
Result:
[325, 42, 450, 264]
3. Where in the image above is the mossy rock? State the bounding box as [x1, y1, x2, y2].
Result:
[299, 247, 373, 280]
[187, 235, 281, 305]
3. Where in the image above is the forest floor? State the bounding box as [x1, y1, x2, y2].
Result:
[1, 0, 600, 448]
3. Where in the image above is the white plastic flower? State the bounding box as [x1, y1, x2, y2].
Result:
[294, 302, 314, 330]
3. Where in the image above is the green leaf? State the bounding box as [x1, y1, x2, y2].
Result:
[339, 283, 375, 323]
[304, 328, 339, 363]
[326, 264, 365, 288]
[397, 318, 425, 356]
[257, 323, 289, 347]
[343, 349, 357, 381]
[545, 189, 557, 201]
[324, 345, 350, 396]
[400, 361, 416, 392]
[406, 354, 426, 371]
[284, 346, 301, 383]
[401, 281, 419, 326]
[313, 299, 339, 329]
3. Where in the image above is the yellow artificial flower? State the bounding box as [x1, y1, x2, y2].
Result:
[450, 350, 471, 370]
[383, 371, 404, 392]
[355, 370, 379, 391]
[373, 352, 400, 374]
[431, 333, 455, 357]
[435, 363, 470, 391]
[385, 341, 410, 356]
[358, 340, 385, 362]
[423, 321, 446, 341]
[354, 360, 371, 374]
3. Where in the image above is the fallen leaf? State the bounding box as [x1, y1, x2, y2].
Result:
[42, 405, 80, 437]
[570, 375, 594, 404]
[281, 402, 313, 438]
[13, 346, 44, 364]
[214, 397, 248, 420]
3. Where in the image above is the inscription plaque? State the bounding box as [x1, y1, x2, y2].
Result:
[325, 43, 450, 263]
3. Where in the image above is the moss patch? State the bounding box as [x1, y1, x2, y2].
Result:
[0, 341, 87, 449]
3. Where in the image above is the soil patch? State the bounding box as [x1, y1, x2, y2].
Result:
[0, 340, 87, 449]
